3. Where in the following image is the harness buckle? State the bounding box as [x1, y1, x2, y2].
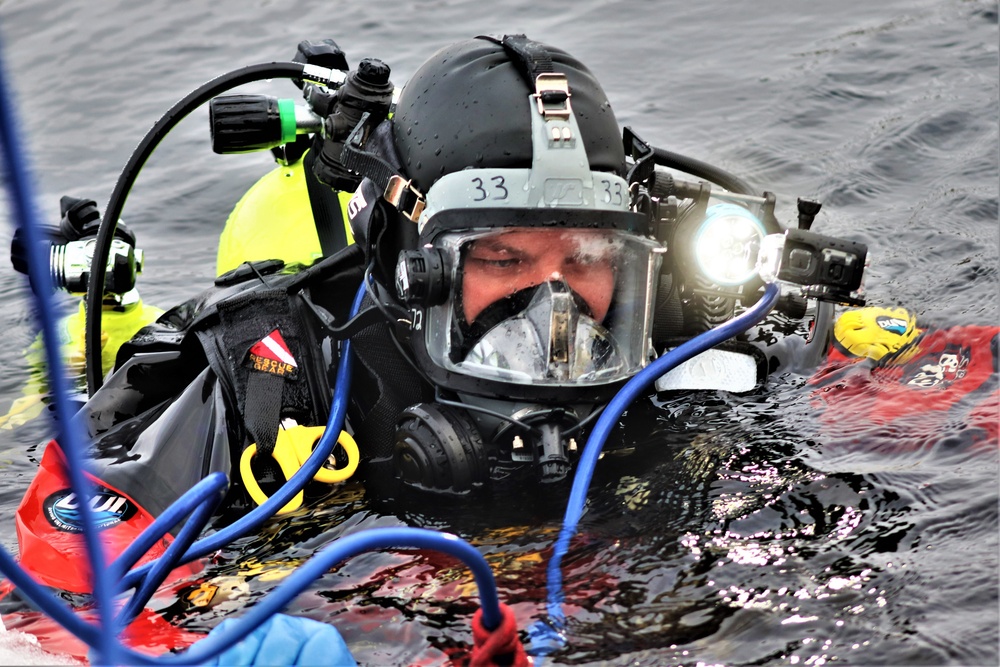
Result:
[385, 174, 426, 222]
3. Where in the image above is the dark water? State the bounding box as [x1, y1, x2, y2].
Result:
[0, 0, 997, 665]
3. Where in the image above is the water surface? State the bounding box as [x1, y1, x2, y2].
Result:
[0, 0, 996, 664]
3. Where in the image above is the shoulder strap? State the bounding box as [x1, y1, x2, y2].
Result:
[195, 285, 330, 458]
[304, 149, 350, 256]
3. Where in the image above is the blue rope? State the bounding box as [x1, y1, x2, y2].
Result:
[0, 37, 508, 661]
[0, 34, 123, 664]
[530, 282, 781, 656]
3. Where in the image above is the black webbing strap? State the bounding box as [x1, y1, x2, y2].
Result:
[304, 149, 349, 256]
[339, 113, 425, 221]
[340, 113, 395, 188]
[477, 34, 562, 97]
[244, 371, 284, 457]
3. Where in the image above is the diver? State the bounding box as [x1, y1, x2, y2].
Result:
[9, 34, 996, 619]
[3, 33, 997, 667]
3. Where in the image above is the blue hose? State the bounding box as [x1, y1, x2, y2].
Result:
[113, 473, 229, 628]
[111, 527, 505, 666]
[530, 282, 781, 656]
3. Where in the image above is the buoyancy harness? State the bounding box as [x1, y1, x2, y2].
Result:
[15, 246, 370, 593]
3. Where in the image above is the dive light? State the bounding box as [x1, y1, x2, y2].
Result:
[647, 168, 867, 307]
[690, 203, 766, 287]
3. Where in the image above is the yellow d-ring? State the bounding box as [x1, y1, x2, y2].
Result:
[293, 429, 360, 484]
[239, 440, 305, 516]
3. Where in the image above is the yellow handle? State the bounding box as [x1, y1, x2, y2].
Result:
[239, 436, 306, 516]
[239, 425, 360, 515]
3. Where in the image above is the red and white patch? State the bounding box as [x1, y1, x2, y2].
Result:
[248, 329, 298, 377]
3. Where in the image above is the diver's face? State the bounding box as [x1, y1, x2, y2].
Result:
[461, 229, 616, 324]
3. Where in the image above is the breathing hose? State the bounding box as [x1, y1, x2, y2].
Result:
[653, 145, 756, 196]
[84, 61, 345, 397]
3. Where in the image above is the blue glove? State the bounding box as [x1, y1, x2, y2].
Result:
[198, 613, 357, 666]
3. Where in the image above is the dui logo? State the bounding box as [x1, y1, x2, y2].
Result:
[875, 315, 910, 336]
[44, 487, 137, 532]
[904, 344, 970, 388]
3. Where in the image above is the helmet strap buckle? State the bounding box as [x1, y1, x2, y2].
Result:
[384, 174, 426, 222]
[533, 73, 572, 121]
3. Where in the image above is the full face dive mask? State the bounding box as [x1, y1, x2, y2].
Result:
[379, 39, 664, 493]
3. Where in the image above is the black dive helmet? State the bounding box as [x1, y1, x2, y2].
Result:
[344, 35, 663, 493]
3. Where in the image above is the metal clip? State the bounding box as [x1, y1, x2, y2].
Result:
[533, 73, 572, 120]
[384, 174, 426, 222]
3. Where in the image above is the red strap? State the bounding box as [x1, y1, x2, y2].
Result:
[470, 602, 529, 666]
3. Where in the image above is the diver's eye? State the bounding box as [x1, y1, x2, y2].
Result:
[465, 242, 526, 271]
[467, 255, 522, 270]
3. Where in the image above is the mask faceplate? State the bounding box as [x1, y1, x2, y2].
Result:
[419, 227, 662, 390]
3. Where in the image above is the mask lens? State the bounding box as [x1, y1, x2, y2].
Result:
[419, 227, 663, 387]
[459, 228, 620, 326]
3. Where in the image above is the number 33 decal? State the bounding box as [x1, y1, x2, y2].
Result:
[601, 179, 624, 205]
[472, 176, 508, 201]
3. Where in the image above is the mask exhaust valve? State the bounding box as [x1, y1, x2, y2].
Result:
[537, 423, 570, 483]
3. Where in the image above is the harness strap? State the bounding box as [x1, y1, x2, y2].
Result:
[478, 34, 556, 87]
[304, 149, 350, 256]
[244, 372, 284, 457]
